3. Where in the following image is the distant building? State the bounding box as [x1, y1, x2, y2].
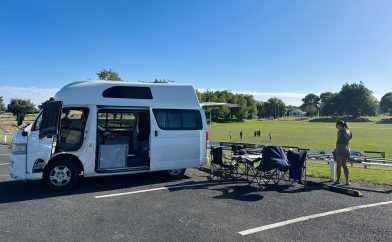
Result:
[288, 109, 307, 117]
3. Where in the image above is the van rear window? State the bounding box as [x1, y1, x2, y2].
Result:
[153, 109, 202, 130]
[102, 86, 153, 99]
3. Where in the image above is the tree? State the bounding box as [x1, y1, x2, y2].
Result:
[301, 93, 320, 115]
[7, 98, 38, 116]
[256, 101, 265, 118]
[38, 97, 55, 110]
[245, 94, 257, 119]
[380, 92, 392, 115]
[0, 96, 5, 113]
[196, 89, 258, 121]
[319, 92, 339, 116]
[264, 98, 287, 118]
[337, 82, 378, 117]
[97, 69, 122, 81]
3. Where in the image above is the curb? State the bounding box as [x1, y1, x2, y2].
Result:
[307, 181, 363, 197]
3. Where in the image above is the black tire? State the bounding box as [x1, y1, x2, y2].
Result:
[165, 168, 186, 178]
[43, 160, 79, 191]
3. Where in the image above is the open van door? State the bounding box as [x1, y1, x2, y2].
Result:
[26, 101, 63, 174]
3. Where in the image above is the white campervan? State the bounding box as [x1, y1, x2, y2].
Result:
[9, 81, 208, 190]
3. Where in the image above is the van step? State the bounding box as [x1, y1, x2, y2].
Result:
[96, 166, 150, 173]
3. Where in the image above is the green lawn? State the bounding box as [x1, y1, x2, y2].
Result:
[208, 118, 392, 185]
[306, 162, 392, 185]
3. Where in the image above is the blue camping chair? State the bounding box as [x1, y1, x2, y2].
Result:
[287, 150, 307, 185]
[250, 146, 290, 187]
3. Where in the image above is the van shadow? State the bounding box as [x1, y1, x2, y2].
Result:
[0, 172, 192, 204]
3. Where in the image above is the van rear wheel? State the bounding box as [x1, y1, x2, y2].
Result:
[166, 169, 186, 178]
[43, 160, 78, 191]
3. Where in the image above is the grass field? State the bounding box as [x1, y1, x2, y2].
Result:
[306, 162, 392, 185]
[208, 118, 392, 185]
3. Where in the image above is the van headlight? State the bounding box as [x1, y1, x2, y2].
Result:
[11, 143, 27, 155]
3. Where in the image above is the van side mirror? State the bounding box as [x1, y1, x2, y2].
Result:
[22, 130, 28, 136]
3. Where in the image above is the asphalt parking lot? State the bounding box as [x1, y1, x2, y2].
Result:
[1, 144, 392, 242]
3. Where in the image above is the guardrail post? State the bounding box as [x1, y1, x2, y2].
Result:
[4, 134, 7, 143]
[329, 161, 335, 181]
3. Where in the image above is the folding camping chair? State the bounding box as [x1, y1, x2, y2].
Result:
[209, 146, 238, 181]
[286, 150, 307, 185]
[231, 144, 253, 179]
[250, 146, 290, 187]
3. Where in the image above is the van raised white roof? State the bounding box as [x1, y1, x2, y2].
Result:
[54, 80, 200, 108]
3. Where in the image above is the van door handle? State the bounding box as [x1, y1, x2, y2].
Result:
[154, 130, 158, 137]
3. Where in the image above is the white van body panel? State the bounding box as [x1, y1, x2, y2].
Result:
[9, 81, 208, 181]
[149, 107, 203, 171]
[55, 81, 200, 108]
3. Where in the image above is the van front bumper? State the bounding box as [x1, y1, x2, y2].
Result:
[9, 154, 27, 180]
[9, 154, 44, 181]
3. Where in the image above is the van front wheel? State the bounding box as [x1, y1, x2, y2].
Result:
[43, 160, 78, 191]
[166, 169, 186, 178]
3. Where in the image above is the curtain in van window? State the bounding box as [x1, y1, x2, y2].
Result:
[154, 110, 167, 128]
[182, 110, 199, 129]
[167, 110, 181, 129]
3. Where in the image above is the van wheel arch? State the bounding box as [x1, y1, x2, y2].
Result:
[44, 154, 84, 177]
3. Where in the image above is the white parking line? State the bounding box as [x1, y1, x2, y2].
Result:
[0, 154, 10, 156]
[238, 200, 392, 236]
[95, 181, 238, 199]
[0, 163, 10, 166]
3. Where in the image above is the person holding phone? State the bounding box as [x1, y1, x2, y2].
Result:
[334, 120, 353, 185]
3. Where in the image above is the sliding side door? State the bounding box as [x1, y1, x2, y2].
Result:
[150, 108, 202, 171]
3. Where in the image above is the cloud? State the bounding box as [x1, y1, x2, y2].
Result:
[0, 86, 59, 107]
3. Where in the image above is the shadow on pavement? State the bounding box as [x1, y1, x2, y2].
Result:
[0, 172, 192, 204]
[211, 185, 264, 202]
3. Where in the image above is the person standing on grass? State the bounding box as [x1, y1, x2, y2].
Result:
[229, 130, 232, 139]
[269, 133, 272, 142]
[240, 130, 243, 140]
[334, 120, 352, 185]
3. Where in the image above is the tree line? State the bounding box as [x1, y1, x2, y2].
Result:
[301, 82, 392, 117]
[196, 90, 287, 120]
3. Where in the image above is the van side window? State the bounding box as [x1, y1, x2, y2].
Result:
[102, 86, 153, 99]
[153, 109, 202, 130]
[98, 112, 136, 129]
[57, 108, 89, 152]
[167, 110, 182, 129]
[32, 113, 43, 131]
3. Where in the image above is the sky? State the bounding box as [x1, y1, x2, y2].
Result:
[0, 0, 391, 106]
